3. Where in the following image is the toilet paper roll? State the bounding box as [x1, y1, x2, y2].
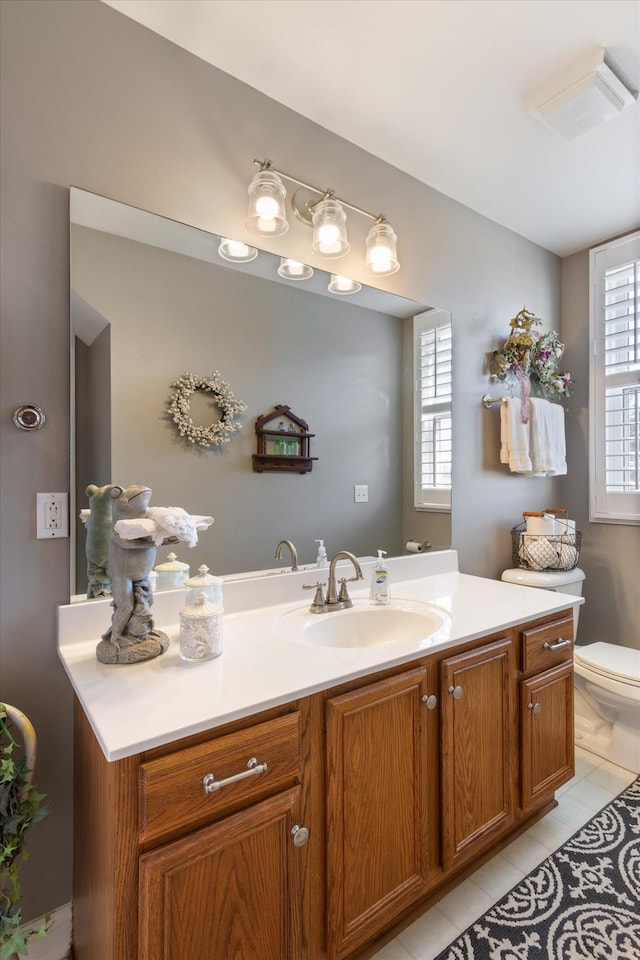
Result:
[405, 540, 425, 553]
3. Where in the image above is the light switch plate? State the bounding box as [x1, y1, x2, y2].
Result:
[354, 485, 369, 503]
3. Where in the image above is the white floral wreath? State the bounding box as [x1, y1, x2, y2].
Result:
[169, 371, 247, 447]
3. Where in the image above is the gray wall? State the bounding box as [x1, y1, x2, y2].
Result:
[561, 249, 640, 650]
[1, 0, 565, 919]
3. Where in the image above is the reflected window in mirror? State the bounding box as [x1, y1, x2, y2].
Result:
[414, 310, 452, 511]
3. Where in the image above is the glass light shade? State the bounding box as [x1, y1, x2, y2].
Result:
[311, 198, 350, 259]
[365, 221, 399, 275]
[277, 258, 314, 280]
[217, 238, 258, 263]
[246, 169, 289, 237]
[328, 274, 361, 295]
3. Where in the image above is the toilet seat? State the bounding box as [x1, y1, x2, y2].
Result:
[574, 642, 640, 688]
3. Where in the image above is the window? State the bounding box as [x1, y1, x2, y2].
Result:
[589, 231, 640, 524]
[414, 309, 452, 511]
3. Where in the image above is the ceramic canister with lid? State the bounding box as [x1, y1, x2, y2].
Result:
[184, 564, 223, 608]
[154, 552, 190, 590]
[179, 591, 223, 662]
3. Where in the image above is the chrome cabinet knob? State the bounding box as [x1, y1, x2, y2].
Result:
[421, 694, 438, 710]
[291, 824, 310, 847]
[528, 702, 541, 715]
[448, 684, 463, 700]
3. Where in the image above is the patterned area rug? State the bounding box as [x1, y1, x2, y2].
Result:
[435, 777, 640, 960]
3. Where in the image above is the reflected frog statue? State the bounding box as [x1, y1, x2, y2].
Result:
[96, 484, 171, 665]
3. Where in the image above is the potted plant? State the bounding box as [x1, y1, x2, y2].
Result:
[0, 704, 49, 960]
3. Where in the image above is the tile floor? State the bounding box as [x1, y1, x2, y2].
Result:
[371, 747, 638, 960]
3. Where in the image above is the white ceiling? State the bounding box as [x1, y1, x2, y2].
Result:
[103, 0, 640, 257]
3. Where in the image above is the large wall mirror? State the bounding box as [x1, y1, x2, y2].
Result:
[70, 188, 452, 599]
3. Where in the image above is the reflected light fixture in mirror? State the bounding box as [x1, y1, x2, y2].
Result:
[218, 237, 258, 262]
[277, 257, 314, 280]
[328, 274, 362, 295]
[246, 159, 400, 275]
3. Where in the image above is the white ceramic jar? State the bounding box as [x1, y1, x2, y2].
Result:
[179, 592, 223, 662]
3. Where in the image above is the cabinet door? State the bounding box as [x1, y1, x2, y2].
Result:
[521, 661, 574, 810]
[440, 638, 516, 872]
[139, 787, 305, 960]
[325, 666, 436, 960]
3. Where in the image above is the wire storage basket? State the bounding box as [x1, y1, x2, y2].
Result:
[511, 521, 582, 572]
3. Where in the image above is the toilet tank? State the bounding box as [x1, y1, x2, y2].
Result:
[501, 567, 585, 635]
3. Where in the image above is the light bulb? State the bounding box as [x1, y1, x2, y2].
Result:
[311, 198, 349, 259]
[255, 195, 279, 221]
[284, 259, 304, 276]
[227, 240, 251, 257]
[367, 244, 393, 273]
[328, 274, 361, 295]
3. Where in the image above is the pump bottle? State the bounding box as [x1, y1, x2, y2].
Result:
[370, 550, 390, 604]
[315, 539, 328, 569]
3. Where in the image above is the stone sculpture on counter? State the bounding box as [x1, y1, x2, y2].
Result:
[93, 487, 205, 666]
[84, 483, 114, 599]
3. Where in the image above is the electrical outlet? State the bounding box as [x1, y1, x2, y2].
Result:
[354, 484, 369, 503]
[37, 492, 69, 539]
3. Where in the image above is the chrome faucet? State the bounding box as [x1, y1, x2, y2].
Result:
[304, 550, 363, 613]
[274, 539, 298, 572]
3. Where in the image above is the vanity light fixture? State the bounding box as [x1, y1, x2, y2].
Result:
[328, 274, 362, 296]
[246, 166, 289, 236]
[277, 257, 314, 280]
[246, 159, 400, 275]
[217, 238, 258, 263]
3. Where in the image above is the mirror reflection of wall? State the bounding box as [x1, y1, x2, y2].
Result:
[70, 189, 452, 598]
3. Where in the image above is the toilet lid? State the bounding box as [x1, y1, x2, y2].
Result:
[574, 642, 640, 687]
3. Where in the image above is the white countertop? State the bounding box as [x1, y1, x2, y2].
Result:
[58, 551, 582, 761]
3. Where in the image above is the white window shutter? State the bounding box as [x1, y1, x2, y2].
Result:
[414, 310, 452, 511]
[590, 231, 640, 524]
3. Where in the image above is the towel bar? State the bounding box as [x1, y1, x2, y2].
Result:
[482, 395, 508, 408]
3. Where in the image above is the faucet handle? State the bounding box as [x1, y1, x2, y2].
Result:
[303, 581, 326, 612]
[337, 578, 354, 608]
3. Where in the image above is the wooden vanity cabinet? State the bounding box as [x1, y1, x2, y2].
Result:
[519, 614, 575, 811]
[72, 700, 321, 960]
[71, 609, 575, 960]
[439, 635, 516, 873]
[324, 665, 439, 960]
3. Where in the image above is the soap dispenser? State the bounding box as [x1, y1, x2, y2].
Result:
[370, 550, 390, 605]
[315, 539, 328, 569]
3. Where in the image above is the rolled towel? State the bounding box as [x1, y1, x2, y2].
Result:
[146, 506, 214, 548]
[114, 517, 165, 546]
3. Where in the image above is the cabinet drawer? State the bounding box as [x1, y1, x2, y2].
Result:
[521, 616, 573, 673]
[139, 712, 301, 845]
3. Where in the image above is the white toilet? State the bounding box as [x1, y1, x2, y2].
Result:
[501, 566, 640, 775]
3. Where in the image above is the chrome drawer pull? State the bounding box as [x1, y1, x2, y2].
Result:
[543, 638, 573, 651]
[203, 757, 268, 795]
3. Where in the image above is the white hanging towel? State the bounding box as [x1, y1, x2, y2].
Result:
[500, 398, 533, 473]
[500, 397, 566, 475]
[529, 398, 567, 476]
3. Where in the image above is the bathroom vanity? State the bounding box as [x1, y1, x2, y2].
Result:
[59, 551, 578, 960]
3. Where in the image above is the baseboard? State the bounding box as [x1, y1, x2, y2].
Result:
[20, 902, 72, 960]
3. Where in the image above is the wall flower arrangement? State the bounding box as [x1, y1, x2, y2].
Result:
[168, 371, 247, 447]
[490, 307, 573, 402]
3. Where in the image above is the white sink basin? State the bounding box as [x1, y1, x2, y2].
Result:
[276, 599, 451, 649]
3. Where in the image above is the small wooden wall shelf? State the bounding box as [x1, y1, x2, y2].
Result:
[252, 405, 317, 474]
